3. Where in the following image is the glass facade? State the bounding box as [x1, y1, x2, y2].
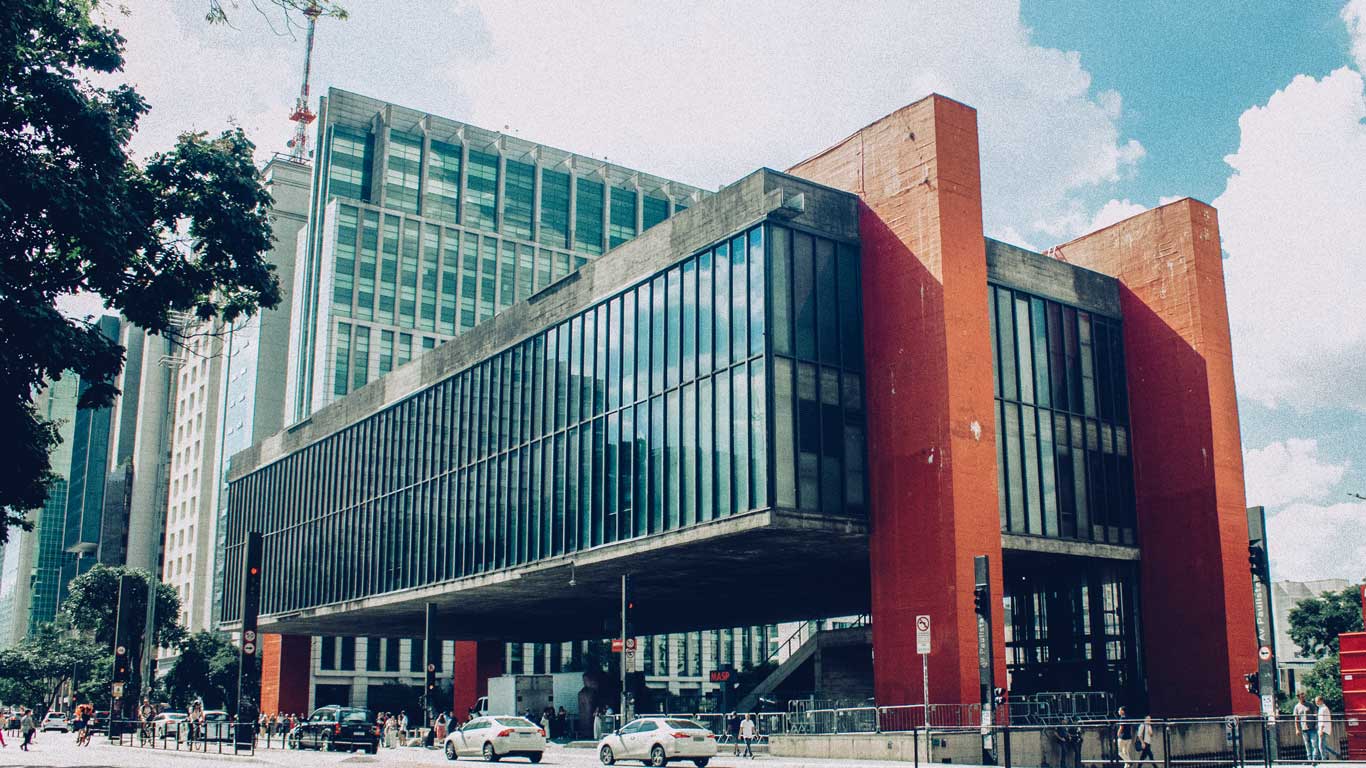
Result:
[224, 221, 865, 621]
[291, 92, 707, 422]
[1003, 555, 1142, 704]
[989, 284, 1135, 545]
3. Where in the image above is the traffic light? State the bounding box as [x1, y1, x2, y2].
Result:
[1247, 544, 1269, 581]
[624, 600, 635, 637]
[1243, 671, 1260, 696]
[113, 644, 130, 682]
[992, 687, 1006, 708]
[973, 585, 990, 617]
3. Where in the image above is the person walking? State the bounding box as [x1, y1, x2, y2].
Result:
[728, 712, 742, 756]
[398, 711, 409, 747]
[20, 710, 35, 751]
[740, 713, 757, 759]
[1295, 693, 1317, 760]
[1316, 696, 1341, 760]
[1115, 707, 1136, 765]
[1134, 716, 1156, 768]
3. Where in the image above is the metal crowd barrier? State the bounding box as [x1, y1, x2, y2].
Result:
[107, 719, 267, 755]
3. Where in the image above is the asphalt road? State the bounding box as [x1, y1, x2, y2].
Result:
[0, 733, 920, 768]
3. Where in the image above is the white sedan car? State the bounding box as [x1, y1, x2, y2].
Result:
[598, 717, 717, 767]
[444, 715, 546, 763]
[40, 712, 69, 732]
[151, 711, 188, 741]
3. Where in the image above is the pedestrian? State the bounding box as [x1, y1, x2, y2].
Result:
[398, 711, 409, 746]
[740, 713, 757, 759]
[20, 709, 35, 751]
[540, 708, 551, 738]
[1115, 706, 1135, 765]
[1316, 696, 1341, 760]
[556, 706, 569, 739]
[729, 712, 742, 755]
[1134, 716, 1156, 768]
[1295, 692, 1317, 760]
[384, 712, 399, 748]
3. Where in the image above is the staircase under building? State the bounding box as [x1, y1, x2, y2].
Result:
[736, 619, 873, 712]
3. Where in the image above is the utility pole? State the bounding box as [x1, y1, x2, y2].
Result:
[620, 574, 629, 721]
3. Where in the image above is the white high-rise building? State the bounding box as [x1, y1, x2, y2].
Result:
[160, 155, 313, 644]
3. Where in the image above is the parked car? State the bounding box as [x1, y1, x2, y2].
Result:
[88, 710, 110, 734]
[444, 715, 546, 763]
[151, 711, 188, 741]
[597, 717, 717, 767]
[40, 711, 70, 732]
[198, 710, 232, 742]
[289, 706, 378, 753]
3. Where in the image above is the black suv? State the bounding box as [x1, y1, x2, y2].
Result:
[289, 706, 378, 753]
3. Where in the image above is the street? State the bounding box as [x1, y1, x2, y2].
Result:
[0, 737, 925, 768]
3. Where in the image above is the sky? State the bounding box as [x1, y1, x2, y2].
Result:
[96, 0, 1366, 584]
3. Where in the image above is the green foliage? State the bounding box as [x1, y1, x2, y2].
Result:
[1288, 584, 1364, 659]
[162, 631, 240, 711]
[1302, 655, 1344, 712]
[0, 0, 280, 542]
[63, 564, 185, 649]
[0, 620, 106, 712]
[206, 0, 348, 25]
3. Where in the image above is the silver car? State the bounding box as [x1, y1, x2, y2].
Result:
[598, 717, 717, 767]
[444, 715, 546, 763]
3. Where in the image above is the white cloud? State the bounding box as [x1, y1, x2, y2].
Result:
[1345, 0, 1366, 73]
[105, 2, 1142, 244]
[1267, 500, 1366, 582]
[1157, 194, 1185, 206]
[1216, 67, 1366, 411]
[1084, 198, 1148, 232]
[459, 0, 1142, 243]
[1244, 439, 1349, 507]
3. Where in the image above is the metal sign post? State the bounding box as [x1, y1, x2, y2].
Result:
[1247, 507, 1279, 759]
[916, 615, 932, 720]
[973, 556, 996, 764]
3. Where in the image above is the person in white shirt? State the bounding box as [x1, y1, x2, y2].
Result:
[739, 714, 757, 759]
[1316, 696, 1341, 760]
[1294, 693, 1316, 760]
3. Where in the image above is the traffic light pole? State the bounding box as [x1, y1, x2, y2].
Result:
[424, 603, 438, 730]
[1247, 507, 1279, 759]
[620, 574, 628, 721]
[973, 555, 997, 764]
[235, 532, 263, 753]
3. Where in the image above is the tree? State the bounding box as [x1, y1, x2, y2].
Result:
[162, 631, 240, 711]
[1287, 583, 1364, 713]
[63, 565, 185, 711]
[0, 620, 106, 712]
[1288, 584, 1364, 659]
[205, 0, 348, 26]
[0, 0, 281, 543]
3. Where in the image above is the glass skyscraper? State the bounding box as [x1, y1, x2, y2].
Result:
[287, 88, 707, 423]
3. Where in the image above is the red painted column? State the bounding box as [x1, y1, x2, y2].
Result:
[260, 633, 311, 715]
[790, 94, 1007, 707]
[452, 640, 503, 721]
[1057, 200, 1257, 716]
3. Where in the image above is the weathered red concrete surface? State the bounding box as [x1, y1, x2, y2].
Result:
[790, 94, 1007, 707]
[260, 633, 311, 715]
[1057, 200, 1256, 716]
[453, 640, 503, 720]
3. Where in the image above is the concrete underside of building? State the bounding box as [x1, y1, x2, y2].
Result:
[260, 508, 869, 640]
[226, 92, 1257, 719]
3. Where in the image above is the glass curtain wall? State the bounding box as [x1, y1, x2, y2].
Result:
[989, 285, 1135, 545]
[224, 222, 866, 620]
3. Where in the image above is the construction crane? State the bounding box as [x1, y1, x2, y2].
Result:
[286, 2, 324, 162]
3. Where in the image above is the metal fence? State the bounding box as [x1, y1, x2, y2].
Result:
[767, 715, 1363, 768]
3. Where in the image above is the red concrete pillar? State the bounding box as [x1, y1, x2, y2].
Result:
[260, 633, 311, 715]
[1056, 200, 1257, 716]
[789, 94, 1007, 707]
[452, 640, 503, 721]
